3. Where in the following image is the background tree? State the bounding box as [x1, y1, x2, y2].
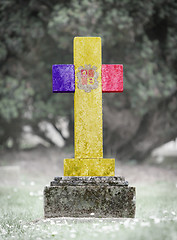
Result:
[0, 0, 176, 161]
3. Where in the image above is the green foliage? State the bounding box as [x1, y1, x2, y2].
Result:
[0, 0, 176, 148]
[48, 0, 177, 113]
[0, 77, 34, 121]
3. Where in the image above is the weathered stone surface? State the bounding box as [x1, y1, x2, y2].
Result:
[44, 176, 136, 218]
[64, 158, 115, 176]
[51, 176, 128, 186]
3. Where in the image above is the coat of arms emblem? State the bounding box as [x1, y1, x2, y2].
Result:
[76, 64, 99, 92]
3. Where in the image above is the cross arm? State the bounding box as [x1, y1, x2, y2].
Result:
[52, 64, 75, 93]
[102, 64, 123, 92]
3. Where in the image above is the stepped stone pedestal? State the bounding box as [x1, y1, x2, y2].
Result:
[44, 176, 136, 218]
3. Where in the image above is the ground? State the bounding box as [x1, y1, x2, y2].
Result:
[0, 147, 177, 240]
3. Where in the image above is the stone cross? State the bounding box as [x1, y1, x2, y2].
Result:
[52, 37, 123, 176]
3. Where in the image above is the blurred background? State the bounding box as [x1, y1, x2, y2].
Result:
[1, 2, 177, 238]
[0, 0, 177, 164]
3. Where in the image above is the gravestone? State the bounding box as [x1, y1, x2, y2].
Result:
[44, 37, 136, 218]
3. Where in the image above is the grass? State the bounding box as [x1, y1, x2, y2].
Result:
[0, 179, 177, 240]
[0, 147, 177, 239]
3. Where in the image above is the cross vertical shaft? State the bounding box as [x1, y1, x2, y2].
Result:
[74, 37, 103, 158]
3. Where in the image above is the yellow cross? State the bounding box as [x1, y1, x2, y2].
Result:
[64, 37, 115, 176]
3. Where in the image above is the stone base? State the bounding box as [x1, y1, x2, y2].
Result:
[44, 176, 136, 218]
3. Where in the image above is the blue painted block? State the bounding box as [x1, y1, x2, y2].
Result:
[52, 64, 75, 92]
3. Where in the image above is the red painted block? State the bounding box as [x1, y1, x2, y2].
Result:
[102, 64, 123, 92]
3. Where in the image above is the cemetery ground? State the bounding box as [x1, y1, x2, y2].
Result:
[0, 147, 177, 240]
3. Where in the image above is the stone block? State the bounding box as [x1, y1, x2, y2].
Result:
[102, 64, 123, 92]
[52, 64, 75, 92]
[44, 176, 136, 218]
[64, 158, 115, 176]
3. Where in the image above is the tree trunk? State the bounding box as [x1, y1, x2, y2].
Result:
[103, 90, 177, 161]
